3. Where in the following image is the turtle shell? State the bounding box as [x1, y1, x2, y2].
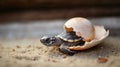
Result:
[64, 17, 95, 42]
[57, 32, 82, 42]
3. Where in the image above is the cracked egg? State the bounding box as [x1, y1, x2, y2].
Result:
[65, 17, 109, 50]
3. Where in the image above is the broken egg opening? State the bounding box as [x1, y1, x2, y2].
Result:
[63, 17, 109, 50]
[64, 17, 95, 42]
[68, 25, 109, 50]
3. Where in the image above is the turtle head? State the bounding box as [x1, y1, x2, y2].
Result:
[40, 36, 61, 46]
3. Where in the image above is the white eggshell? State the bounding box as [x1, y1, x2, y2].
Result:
[64, 17, 95, 42]
[68, 25, 109, 50]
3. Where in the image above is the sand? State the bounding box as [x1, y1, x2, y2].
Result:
[0, 36, 120, 67]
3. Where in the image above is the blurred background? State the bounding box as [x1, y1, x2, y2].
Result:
[0, 0, 120, 39]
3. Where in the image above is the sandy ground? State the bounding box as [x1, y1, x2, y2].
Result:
[0, 36, 120, 67]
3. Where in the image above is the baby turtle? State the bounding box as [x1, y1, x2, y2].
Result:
[40, 17, 109, 55]
[40, 31, 85, 55]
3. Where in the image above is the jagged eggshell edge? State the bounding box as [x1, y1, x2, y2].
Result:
[68, 25, 109, 50]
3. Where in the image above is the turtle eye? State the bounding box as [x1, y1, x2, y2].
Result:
[45, 38, 50, 42]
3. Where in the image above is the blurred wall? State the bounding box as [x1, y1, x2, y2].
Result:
[0, 0, 120, 22]
[0, 0, 120, 8]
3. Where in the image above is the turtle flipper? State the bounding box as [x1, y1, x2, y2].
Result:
[59, 44, 76, 56]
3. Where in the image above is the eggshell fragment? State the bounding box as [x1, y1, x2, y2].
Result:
[64, 17, 95, 42]
[68, 25, 109, 50]
[97, 57, 108, 63]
